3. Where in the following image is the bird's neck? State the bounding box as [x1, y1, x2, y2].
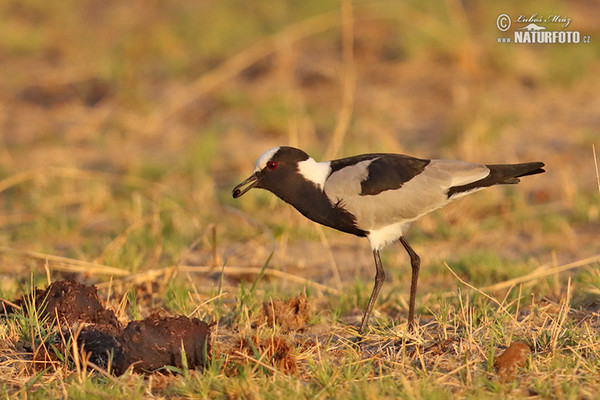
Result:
[272, 173, 366, 237]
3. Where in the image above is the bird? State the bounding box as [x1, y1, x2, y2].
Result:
[232, 146, 545, 333]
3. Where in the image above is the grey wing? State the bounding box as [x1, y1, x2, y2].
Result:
[325, 159, 490, 231]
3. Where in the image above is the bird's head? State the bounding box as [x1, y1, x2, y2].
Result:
[232, 146, 310, 198]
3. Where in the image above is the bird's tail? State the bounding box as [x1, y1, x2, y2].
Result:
[447, 162, 545, 198]
[489, 162, 546, 184]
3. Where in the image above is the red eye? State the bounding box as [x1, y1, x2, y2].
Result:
[266, 161, 277, 170]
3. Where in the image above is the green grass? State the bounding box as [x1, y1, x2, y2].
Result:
[1, 0, 599, 397]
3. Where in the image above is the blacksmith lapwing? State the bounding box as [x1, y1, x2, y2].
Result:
[233, 146, 545, 333]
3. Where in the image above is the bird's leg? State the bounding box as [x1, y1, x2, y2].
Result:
[400, 237, 421, 331]
[358, 249, 385, 334]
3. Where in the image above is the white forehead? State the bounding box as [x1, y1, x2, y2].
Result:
[254, 146, 280, 171]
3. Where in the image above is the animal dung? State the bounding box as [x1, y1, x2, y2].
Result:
[238, 335, 297, 374]
[80, 313, 210, 375]
[258, 293, 312, 332]
[494, 341, 531, 377]
[4, 280, 211, 375]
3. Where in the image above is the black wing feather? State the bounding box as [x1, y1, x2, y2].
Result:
[360, 155, 430, 196]
[330, 154, 430, 196]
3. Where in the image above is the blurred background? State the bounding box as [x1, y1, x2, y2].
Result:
[0, 0, 598, 309]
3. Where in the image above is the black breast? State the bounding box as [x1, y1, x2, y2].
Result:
[264, 168, 367, 237]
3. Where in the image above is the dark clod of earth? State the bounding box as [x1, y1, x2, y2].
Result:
[4, 280, 211, 375]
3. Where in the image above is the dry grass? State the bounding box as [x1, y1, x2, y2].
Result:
[0, 0, 599, 397]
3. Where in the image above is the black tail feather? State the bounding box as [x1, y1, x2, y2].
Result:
[447, 162, 545, 198]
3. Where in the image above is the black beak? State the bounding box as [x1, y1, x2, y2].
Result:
[232, 174, 259, 198]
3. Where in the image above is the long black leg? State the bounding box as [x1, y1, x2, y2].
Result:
[400, 237, 421, 331]
[358, 249, 385, 334]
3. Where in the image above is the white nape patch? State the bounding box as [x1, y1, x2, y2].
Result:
[297, 158, 331, 190]
[254, 147, 280, 172]
[367, 222, 406, 251]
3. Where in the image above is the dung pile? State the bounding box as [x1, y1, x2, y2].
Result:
[4, 280, 210, 375]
